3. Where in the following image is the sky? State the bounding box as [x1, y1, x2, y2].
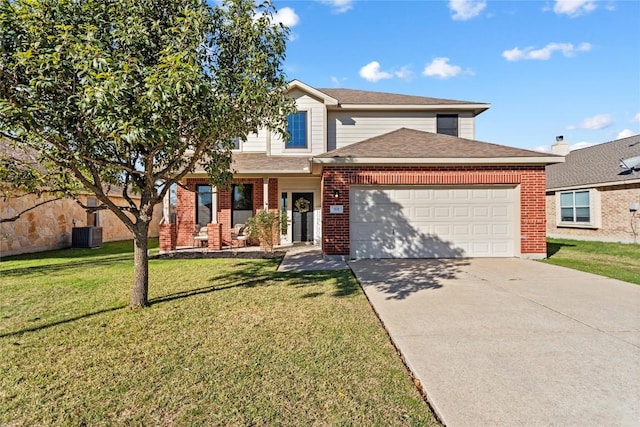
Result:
[268, 0, 640, 152]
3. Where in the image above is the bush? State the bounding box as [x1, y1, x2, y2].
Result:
[246, 210, 281, 253]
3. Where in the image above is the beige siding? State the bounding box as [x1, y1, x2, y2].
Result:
[546, 184, 640, 243]
[458, 112, 475, 140]
[240, 129, 268, 153]
[328, 111, 476, 150]
[270, 89, 326, 156]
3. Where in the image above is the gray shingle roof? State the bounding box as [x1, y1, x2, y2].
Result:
[231, 153, 310, 173]
[546, 134, 640, 189]
[316, 88, 484, 106]
[315, 128, 556, 160]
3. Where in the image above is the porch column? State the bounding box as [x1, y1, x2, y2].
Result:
[162, 190, 170, 224]
[211, 186, 218, 223]
[263, 178, 269, 210]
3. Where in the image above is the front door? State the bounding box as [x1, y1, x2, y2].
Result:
[292, 192, 314, 242]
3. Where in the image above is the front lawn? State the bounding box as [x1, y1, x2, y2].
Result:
[0, 241, 437, 426]
[543, 238, 640, 285]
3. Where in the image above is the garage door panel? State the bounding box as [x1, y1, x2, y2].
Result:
[350, 186, 517, 259]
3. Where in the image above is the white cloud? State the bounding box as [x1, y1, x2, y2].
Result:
[570, 141, 595, 150]
[617, 129, 635, 139]
[448, 0, 486, 20]
[553, 0, 597, 17]
[503, 42, 591, 61]
[394, 66, 414, 81]
[272, 7, 300, 27]
[535, 141, 594, 153]
[632, 113, 640, 122]
[330, 76, 347, 87]
[534, 145, 551, 153]
[318, 0, 353, 14]
[359, 61, 393, 82]
[422, 57, 462, 79]
[577, 113, 612, 130]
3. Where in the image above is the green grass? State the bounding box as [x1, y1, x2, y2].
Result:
[543, 238, 640, 285]
[0, 241, 437, 426]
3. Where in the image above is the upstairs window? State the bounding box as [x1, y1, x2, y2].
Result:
[437, 114, 458, 137]
[560, 190, 590, 223]
[231, 137, 241, 150]
[286, 111, 307, 149]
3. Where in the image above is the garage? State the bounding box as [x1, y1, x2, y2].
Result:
[350, 186, 518, 258]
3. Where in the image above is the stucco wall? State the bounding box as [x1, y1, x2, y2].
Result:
[546, 184, 640, 243]
[1, 194, 162, 257]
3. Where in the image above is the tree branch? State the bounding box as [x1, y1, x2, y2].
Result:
[0, 197, 63, 223]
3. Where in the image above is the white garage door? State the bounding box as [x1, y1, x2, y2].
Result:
[350, 186, 517, 258]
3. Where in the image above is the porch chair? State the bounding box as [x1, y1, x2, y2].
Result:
[193, 226, 208, 248]
[231, 224, 248, 253]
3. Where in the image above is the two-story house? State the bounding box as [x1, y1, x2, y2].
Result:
[160, 80, 562, 259]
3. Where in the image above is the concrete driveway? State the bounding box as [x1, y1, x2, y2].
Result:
[349, 258, 640, 426]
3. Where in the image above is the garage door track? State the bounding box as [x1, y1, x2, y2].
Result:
[350, 258, 640, 426]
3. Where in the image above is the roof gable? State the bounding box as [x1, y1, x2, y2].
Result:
[546, 134, 640, 189]
[287, 80, 338, 105]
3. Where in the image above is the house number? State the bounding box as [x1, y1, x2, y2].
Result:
[330, 205, 344, 214]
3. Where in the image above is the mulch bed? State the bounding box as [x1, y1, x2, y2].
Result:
[152, 250, 286, 260]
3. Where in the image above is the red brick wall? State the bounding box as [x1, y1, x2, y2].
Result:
[321, 166, 547, 257]
[159, 223, 176, 252]
[175, 177, 279, 248]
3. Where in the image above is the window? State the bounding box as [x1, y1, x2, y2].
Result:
[196, 185, 212, 228]
[560, 190, 590, 223]
[286, 111, 307, 148]
[437, 114, 458, 136]
[231, 137, 240, 150]
[232, 184, 253, 226]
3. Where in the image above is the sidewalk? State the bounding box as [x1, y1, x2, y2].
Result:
[277, 246, 348, 272]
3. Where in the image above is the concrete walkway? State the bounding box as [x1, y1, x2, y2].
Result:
[350, 258, 640, 426]
[277, 245, 348, 272]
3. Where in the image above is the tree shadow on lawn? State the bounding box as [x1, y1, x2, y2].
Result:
[0, 262, 356, 338]
[0, 254, 134, 277]
[546, 241, 576, 257]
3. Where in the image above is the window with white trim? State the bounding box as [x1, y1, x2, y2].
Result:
[286, 111, 307, 149]
[560, 190, 590, 223]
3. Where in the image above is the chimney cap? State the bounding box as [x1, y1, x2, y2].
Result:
[556, 135, 564, 142]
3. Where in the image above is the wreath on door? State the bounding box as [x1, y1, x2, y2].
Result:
[295, 197, 311, 214]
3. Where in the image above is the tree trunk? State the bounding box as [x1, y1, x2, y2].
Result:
[131, 222, 150, 308]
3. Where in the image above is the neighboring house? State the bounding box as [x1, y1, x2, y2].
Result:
[0, 136, 162, 257]
[1, 190, 162, 257]
[546, 134, 640, 244]
[160, 80, 562, 259]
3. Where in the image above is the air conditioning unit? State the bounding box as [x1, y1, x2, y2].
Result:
[72, 226, 103, 248]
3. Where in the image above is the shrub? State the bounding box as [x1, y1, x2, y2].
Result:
[246, 209, 281, 253]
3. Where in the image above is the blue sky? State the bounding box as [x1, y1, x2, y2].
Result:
[268, 0, 640, 152]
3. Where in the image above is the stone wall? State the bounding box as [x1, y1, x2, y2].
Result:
[1, 194, 162, 257]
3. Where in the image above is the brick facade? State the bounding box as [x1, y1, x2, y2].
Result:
[546, 184, 640, 243]
[322, 165, 548, 258]
[168, 177, 279, 249]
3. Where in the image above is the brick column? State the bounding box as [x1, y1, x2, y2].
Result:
[159, 223, 177, 253]
[207, 223, 222, 251]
